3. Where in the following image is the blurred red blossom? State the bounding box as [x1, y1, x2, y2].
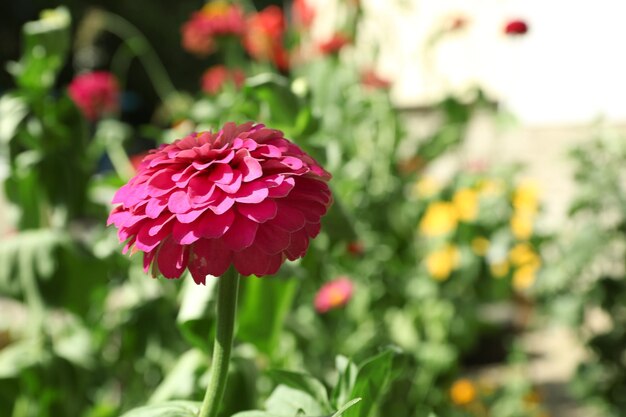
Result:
[504, 19, 529, 36]
[181, 1, 246, 56]
[201, 65, 246, 95]
[243, 6, 290, 71]
[314, 277, 354, 313]
[361, 69, 391, 89]
[346, 241, 365, 257]
[108, 122, 332, 282]
[293, 0, 315, 29]
[68, 71, 119, 121]
[317, 33, 351, 55]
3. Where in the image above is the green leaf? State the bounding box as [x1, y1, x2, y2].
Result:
[118, 401, 201, 417]
[265, 385, 325, 416]
[149, 349, 205, 404]
[331, 356, 358, 408]
[237, 276, 297, 357]
[342, 349, 395, 417]
[330, 399, 362, 417]
[267, 370, 331, 412]
[0, 94, 28, 145]
[176, 275, 218, 352]
[10, 7, 71, 91]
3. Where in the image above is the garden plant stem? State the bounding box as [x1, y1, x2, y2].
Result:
[199, 268, 240, 417]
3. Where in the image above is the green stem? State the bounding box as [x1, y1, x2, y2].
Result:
[199, 268, 240, 417]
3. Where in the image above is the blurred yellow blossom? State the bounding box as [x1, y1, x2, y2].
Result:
[509, 243, 540, 267]
[513, 181, 540, 214]
[413, 176, 440, 198]
[420, 202, 458, 236]
[453, 188, 478, 222]
[513, 263, 540, 290]
[471, 237, 490, 256]
[490, 260, 510, 278]
[450, 378, 477, 405]
[425, 245, 460, 280]
[510, 212, 534, 240]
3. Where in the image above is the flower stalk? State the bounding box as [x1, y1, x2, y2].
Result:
[199, 268, 240, 417]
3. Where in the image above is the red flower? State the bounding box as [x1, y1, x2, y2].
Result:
[181, 1, 246, 56]
[317, 33, 350, 55]
[201, 65, 246, 95]
[360, 69, 391, 89]
[68, 71, 119, 121]
[346, 241, 365, 257]
[107, 122, 332, 282]
[504, 19, 529, 36]
[243, 6, 290, 71]
[314, 277, 354, 313]
[293, 0, 315, 29]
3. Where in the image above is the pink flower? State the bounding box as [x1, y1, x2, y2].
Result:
[243, 6, 290, 71]
[504, 19, 529, 36]
[314, 277, 354, 313]
[107, 122, 332, 283]
[181, 1, 246, 56]
[317, 33, 351, 55]
[360, 69, 391, 90]
[68, 71, 119, 121]
[201, 65, 245, 95]
[293, 0, 315, 29]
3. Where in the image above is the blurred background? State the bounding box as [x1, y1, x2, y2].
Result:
[2, 1, 626, 417]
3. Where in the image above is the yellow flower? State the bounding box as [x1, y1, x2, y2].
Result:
[510, 212, 533, 240]
[425, 245, 460, 280]
[509, 243, 540, 267]
[513, 263, 539, 290]
[413, 176, 440, 199]
[453, 188, 479, 222]
[202, 0, 230, 16]
[513, 181, 540, 215]
[420, 202, 458, 236]
[450, 379, 477, 406]
[490, 260, 509, 278]
[471, 237, 490, 256]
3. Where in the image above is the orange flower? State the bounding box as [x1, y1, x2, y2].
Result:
[450, 379, 477, 405]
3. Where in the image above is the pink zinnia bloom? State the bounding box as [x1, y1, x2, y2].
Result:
[68, 71, 119, 121]
[360, 69, 391, 90]
[201, 65, 245, 95]
[504, 19, 529, 36]
[314, 277, 354, 313]
[107, 122, 332, 283]
[181, 1, 246, 56]
[293, 0, 315, 29]
[317, 33, 350, 55]
[243, 6, 290, 71]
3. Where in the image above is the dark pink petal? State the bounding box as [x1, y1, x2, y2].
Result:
[208, 193, 235, 215]
[240, 157, 263, 182]
[146, 197, 168, 218]
[143, 249, 157, 273]
[234, 182, 269, 203]
[254, 222, 291, 254]
[176, 208, 207, 223]
[237, 199, 277, 223]
[267, 177, 295, 198]
[156, 239, 189, 279]
[285, 228, 310, 260]
[281, 156, 305, 170]
[222, 214, 259, 251]
[196, 210, 235, 238]
[272, 202, 306, 231]
[188, 239, 233, 283]
[215, 171, 243, 194]
[172, 221, 201, 245]
[233, 245, 271, 276]
[208, 164, 234, 184]
[168, 190, 192, 214]
[147, 169, 177, 197]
